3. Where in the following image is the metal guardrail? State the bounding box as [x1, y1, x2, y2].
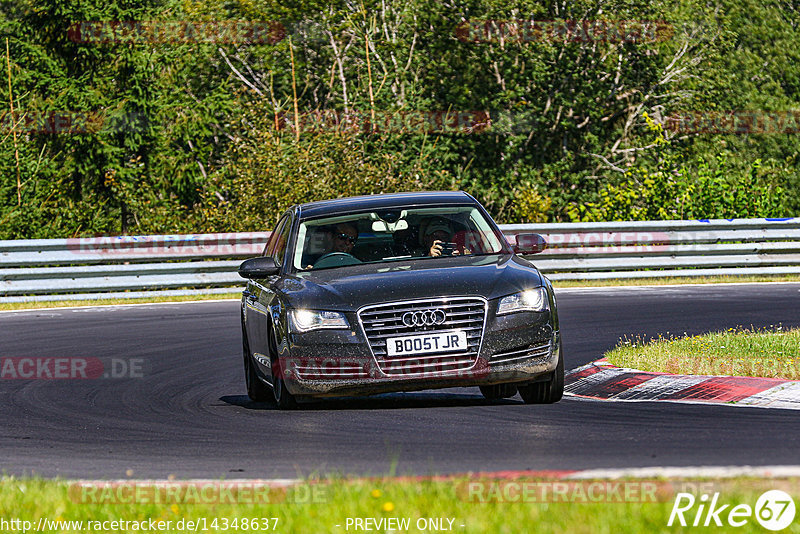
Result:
[0, 233, 268, 302]
[502, 218, 800, 280]
[1, 218, 799, 302]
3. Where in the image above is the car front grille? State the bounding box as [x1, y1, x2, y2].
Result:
[358, 297, 487, 376]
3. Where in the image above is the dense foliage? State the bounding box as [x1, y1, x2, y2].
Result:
[0, 0, 798, 237]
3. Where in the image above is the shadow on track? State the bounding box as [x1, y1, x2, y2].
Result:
[220, 392, 522, 411]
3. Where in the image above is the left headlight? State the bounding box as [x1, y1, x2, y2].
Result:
[289, 309, 350, 333]
[496, 288, 549, 315]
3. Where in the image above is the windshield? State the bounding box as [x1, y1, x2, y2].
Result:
[292, 206, 507, 271]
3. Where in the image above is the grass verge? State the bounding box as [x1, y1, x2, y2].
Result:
[2, 275, 800, 311]
[2, 476, 799, 533]
[605, 326, 800, 379]
[552, 273, 800, 288]
[0, 293, 242, 312]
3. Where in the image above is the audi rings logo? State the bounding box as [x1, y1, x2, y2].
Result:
[402, 309, 447, 327]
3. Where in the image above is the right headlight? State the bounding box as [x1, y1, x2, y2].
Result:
[496, 288, 549, 315]
[288, 309, 350, 333]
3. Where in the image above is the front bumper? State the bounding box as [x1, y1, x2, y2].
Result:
[279, 308, 560, 397]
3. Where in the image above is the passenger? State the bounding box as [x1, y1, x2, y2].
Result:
[421, 220, 470, 257]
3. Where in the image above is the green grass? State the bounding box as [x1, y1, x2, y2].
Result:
[0, 293, 242, 312]
[2, 476, 800, 533]
[605, 326, 800, 379]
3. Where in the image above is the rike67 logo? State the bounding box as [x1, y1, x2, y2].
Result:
[669, 490, 796, 531]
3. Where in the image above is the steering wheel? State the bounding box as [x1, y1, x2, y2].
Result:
[313, 252, 363, 269]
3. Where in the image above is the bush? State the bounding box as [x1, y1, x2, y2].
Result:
[569, 114, 790, 221]
[201, 113, 454, 231]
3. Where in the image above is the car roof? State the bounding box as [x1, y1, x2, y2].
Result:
[297, 191, 476, 219]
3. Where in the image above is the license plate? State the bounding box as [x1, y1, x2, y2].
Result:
[386, 331, 468, 357]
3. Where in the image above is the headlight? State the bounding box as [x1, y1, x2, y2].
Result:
[497, 288, 549, 315]
[289, 309, 349, 333]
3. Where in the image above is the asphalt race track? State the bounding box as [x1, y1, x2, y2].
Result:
[1, 283, 799, 479]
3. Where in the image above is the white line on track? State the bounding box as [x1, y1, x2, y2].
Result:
[60, 466, 800, 484]
[565, 466, 800, 479]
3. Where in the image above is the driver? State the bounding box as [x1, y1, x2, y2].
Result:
[306, 222, 359, 269]
[330, 222, 358, 254]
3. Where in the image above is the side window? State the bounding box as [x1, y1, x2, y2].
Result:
[269, 216, 292, 267]
[264, 216, 288, 258]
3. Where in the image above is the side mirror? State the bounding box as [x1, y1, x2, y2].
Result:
[513, 233, 547, 255]
[238, 257, 280, 279]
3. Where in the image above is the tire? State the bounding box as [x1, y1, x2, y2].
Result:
[243, 332, 272, 402]
[479, 384, 518, 400]
[518, 346, 564, 404]
[268, 328, 298, 410]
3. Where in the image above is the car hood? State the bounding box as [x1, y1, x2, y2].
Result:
[277, 254, 543, 311]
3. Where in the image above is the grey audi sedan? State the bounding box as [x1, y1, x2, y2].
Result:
[238, 191, 562, 408]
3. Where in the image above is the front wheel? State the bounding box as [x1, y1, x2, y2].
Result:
[243, 334, 271, 402]
[269, 329, 298, 410]
[518, 347, 564, 404]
